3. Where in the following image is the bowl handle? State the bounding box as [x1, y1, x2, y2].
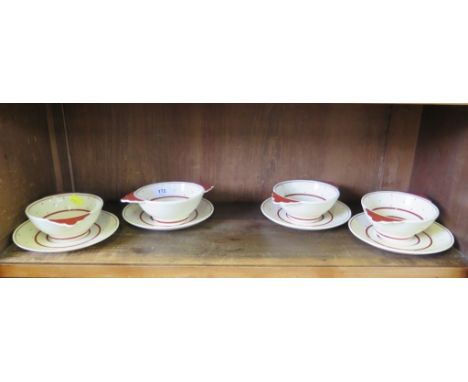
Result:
[365, 209, 404, 222]
[271, 191, 299, 204]
[121, 192, 143, 203]
[201, 184, 215, 193]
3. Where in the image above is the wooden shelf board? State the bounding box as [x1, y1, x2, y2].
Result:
[0, 203, 467, 277]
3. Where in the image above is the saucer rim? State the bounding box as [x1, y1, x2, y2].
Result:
[122, 198, 214, 231]
[348, 212, 455, 255]
[261, 198, 351, 231]
[12, 210, 120, 253]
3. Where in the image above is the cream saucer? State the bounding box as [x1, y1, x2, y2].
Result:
[122, 198, 214, 231]
[261, 198, 351, 230]
[13, 211, 119, 253]
[348, 213, 455, 255]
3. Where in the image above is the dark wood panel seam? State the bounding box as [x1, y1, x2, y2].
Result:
[60, 103, 76, 191]
[45, 104, 76, 192]
[378, 105, 394, 189]
[405, 107, 424, 190]
[46, 104, 64, 192]
[378, 105, 422, 191]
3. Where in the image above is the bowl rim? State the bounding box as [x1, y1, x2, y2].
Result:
[272, 179, 340, 204]
[134, 181, 205, 203]
[361, 190, 439, 223]
[25, 192, 104, 219]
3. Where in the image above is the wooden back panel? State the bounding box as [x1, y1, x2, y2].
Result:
[0, 104, 56, 251]
[410, 106, 468, 253]
[62, 104, 422, 203]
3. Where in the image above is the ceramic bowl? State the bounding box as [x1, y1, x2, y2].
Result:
[361, 191, 439, 240]
[121, 181, 214, 223]
[25, 193, 103, 240]
[271, 180, 339, 220]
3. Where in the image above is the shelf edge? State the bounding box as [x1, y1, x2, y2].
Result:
[1, 264, 467, 278]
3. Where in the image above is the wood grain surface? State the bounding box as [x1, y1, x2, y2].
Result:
[410, 106, 468, 253]
[0, 104, 56, 253]
[1, 203, 466, 277]
[380, 105, 422, 190]
[60, 104, 422, 203]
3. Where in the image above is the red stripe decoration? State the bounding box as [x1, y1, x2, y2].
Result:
[43, 208, 91, 225]
[43, 208, 90, 218]
[366, 209, 403, 222]
[140, 210, 198, 227]
[286, 213, 323, 222]
[365, 224, 433, 251]
[285, 193, 326, 201]
[34, 223, 102, 249]
[121, 192, 143, 202]
[271, 192, 298, 203]
[150, 195, 190, 201]
[48, 229, 91, 241]
[372, 207, 424, 220]
[150, 214, 192, 224]
[27, 195, 99, 211]
[375, 230, 422, 245]
[277, 208, 334, 227]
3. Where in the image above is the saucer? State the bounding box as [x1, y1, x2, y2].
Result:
[260, 198, 351, 230]
[122, 198, 214, 231]
[348, 213, 454, 255]
[13, 211, 120, 253]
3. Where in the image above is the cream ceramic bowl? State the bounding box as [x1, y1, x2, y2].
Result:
[271, 180, 339, 220]
[361, 191, 439, 239]
[121, 182, 213, 223]
[25, 193, 103, 240]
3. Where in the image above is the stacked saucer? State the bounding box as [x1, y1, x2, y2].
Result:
[261, 180, 351, 231]
[13, 193, 119, 253]
[122, 198, 214, 231]
[348, 191, 454, 255]
[121, 181, 214, 231]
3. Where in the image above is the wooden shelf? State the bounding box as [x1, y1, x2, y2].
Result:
[0, 203, 467, 277]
